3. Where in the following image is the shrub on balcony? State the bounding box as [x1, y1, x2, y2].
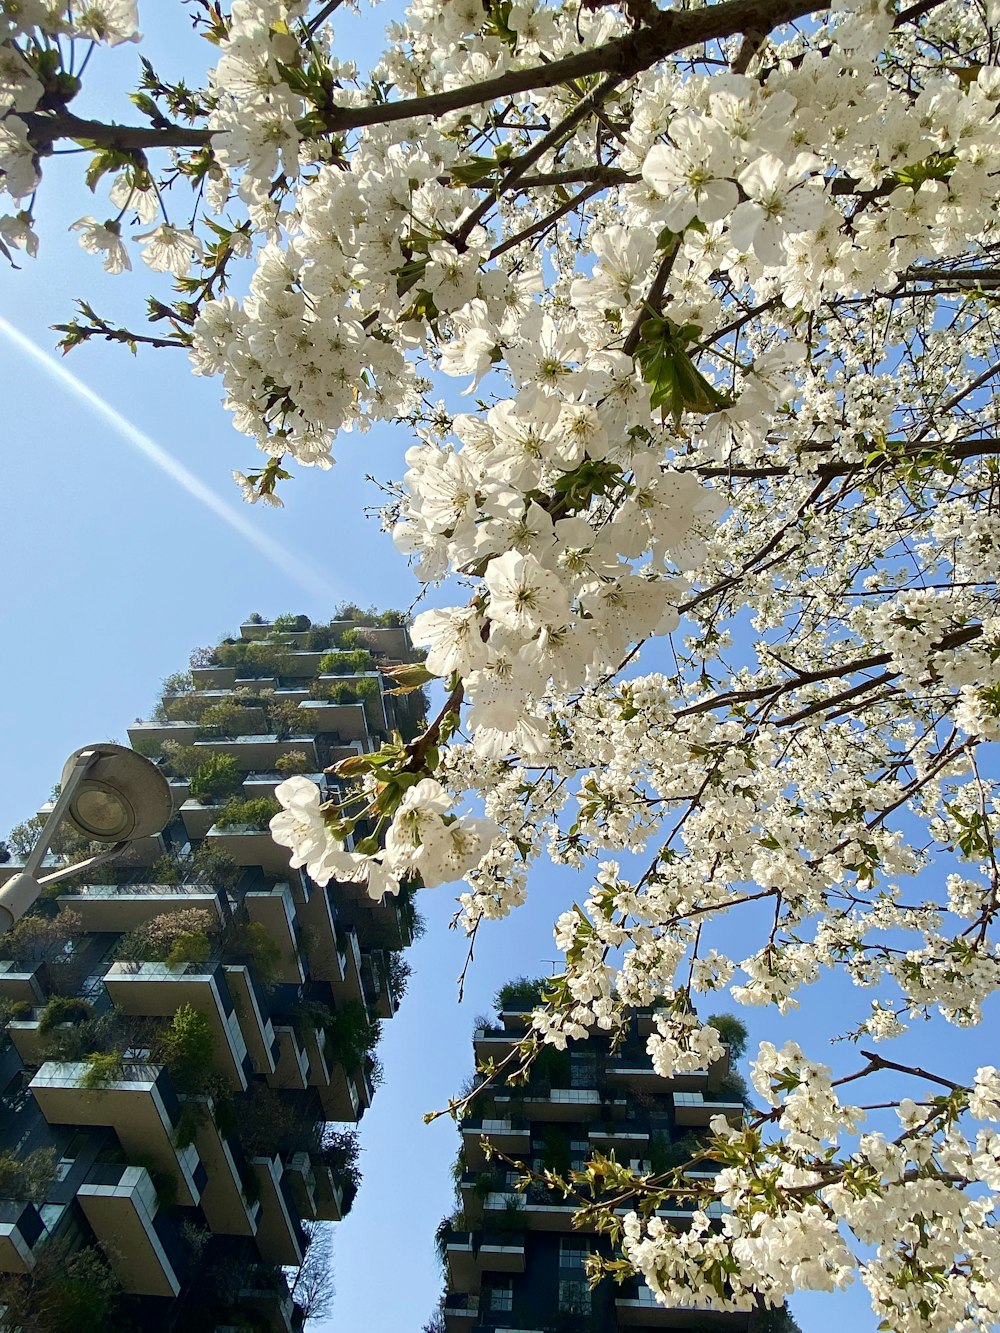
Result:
[81, 1050, 124, 1088]
[162, 670, 194, 695]
[223, 920, 282, 983]
[275, 749, 313, 776]
[114, 908, 218, 964]
[200, 700, 261, 738]
[321, 1000, 381, 1070]
[0, 1147, 56, 1202]
[189, 752, 243, 804]
[272, 612, 311, 632]
[160, 1003, 216, 1094]
[160, 741, 204, 778]
[149, 852, 184, 885]
[214, 796, 281, 829]
[494, 975, 548, 1013]
[318, 649, 377, 675]
[37, 996, 92, 1035]
[192, 842, 241, 892]
[0, 1239, 120, 1333]
[246, 612, 266, 624]
[267, 697, 304, 739]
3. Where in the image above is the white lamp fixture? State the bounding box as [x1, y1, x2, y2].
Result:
[0, 743, 172, 932]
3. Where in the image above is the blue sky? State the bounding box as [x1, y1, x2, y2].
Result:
[2, 7, 995, 1331]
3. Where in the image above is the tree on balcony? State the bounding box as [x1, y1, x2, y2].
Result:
[0, 1241, 120, 1333]
[188, 752, 243, 804]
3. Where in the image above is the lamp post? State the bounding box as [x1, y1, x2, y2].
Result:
[0, 742, 172, 932]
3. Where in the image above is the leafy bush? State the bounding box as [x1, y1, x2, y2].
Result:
[322, 1000, 381, 1070]
[495, 976, 548, 1013]
[37, 996, 91, 1035]
[162, 670, 194, 695]
[273, 613, 311, 632]
[189, 752, 243, 803]
[275, 749, 313, 776]
[246, 612, 266, 624]
[200, 700, 260, 737]
[5, 909, 83, 969]
[149, 852, 183, 884]
[0, 1148, 56, 1201]
[0, 1240, 120, 1333]
[318, 649, 377, 675]
[224, 920, 283, 983]
[164, 931, 212, 968]
[192, 842, 241, 891]
[706, 1011, 749, 1059]
[319, 1127, 362, 1207]
[713, 1070, 755, 1110]
[81, 1051, 123, 1088]
[214, 796, 281, 829]
[160, 741, 204, 777]
[114, 909, 218, 963]
[160, 1003, 216, 1094]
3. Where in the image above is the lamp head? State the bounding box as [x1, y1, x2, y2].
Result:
[60, 743, 172, 842]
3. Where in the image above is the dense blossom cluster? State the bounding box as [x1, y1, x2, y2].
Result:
[6, 0, 1000, 1323]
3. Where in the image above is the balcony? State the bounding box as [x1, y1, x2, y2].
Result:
[311, 1156, 348, 1221]
[494, 1088, 611, 1122]
[204, 821, 294, 877]
[302, 1023, 331, 1088]
[267, 1025, 309, 1091]
[444, 1292, 478, 1332]
[361, 950, 398, 1020]
[194, 734, 317, 772]
[473, 1026, 518, 1063]
[185, 1095, 260, 1235]
[358, 625, 410, 660]
[190, 665, 237, 689]
[672, 1091, 743, 1127]
[589, 1126, 650, 1151]
[105, 959, 250, 1092]
[284, 1151, 318, 1221]
[8, 1018, 45, 1065]
[30, 1062, 203, 1207]
[243, 769, 324, 801]
[461, 1119, 530, 1171]
[317, 1062, 362, 1124]
[224, 965, 277, 1075]
[127, 720, 200, 749]
[296, 700, 369, 742]
[445, 1230, 476, 1290]
[77, 1162, 184, 1298]
[0, 961, 44, 1005]
[478, 1234, 526, 1273]
[328, 926, 365, 1005]
[615, 1282, 749, 1327]
[238, 1266, 297, 1333]
[0, 1200, 46, 1274]
[295, 884, 341, 982]
[245, 884, 305, 983]
[55, 882, 224, 934]
[251, 1155, 304, 1266]
[180, 800, 221, 840]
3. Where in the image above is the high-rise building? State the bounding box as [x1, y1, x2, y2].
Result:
[437, 979, 754, 1333]
[0, 610, 424, 1332]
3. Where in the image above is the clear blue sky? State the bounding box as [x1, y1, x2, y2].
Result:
[1, 8, 994, 1332]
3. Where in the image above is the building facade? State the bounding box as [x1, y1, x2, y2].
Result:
[0, 611, 423, 1332]
[439, 983, 752, 1333]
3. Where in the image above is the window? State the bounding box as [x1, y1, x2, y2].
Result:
[570, 1054, 597, 1088]
[487, 1279, 513, 1313]
[559, 1237, 591, 1271]
[558, 1278, 591, 1314]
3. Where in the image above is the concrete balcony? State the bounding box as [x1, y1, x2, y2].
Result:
[55, 883, 224, 934]
[194, 734, 317, 772]
[358, 625, 410, 660]
[180, 800, 221, 840]
[445, 1231, 476, 1291]
[104, 960, 251, 1092]
[461, 1119, 531, 1170]
[604, 1058, 677, 1093]
[0, 962, 44, 1004]
[479, 1235, 526, 1273]
[0, 1200, 46, 1274]
[295, 883, 342, 982]
[296, 700, 369, 741]
[311, 1157, 348, 1221]
[361, 950, 397, 1020]
[266, 1025, 309, 1092]
[185, 1096, 260, 1236]
[328, 925, 365, 1005]
[30, 1062, 203, 1207]
[78, 1162, 184, 1297]
[204, 822, 294, 877]
[245, 884, 305, 983]
[589, 1126, 650, 1151]
[494, 1088, 612, 1122]
[251, 1155, 304, 1267]
[224, 965, 277, 1075]
[302, 1023, 331, 1089]
[190, 665, 237, 689]
[243, 769, 324, 801]
[127, 720, 200, 749]
[473, 1026, 518, 1063]
[672, 1091, 743, 1127]
[443, 1292, 478, 1332]
[8, 1018, 45, 1065]
[238, 1267, 297, 1333]
[317, 1063, 362, 1124]
[284, 1151, 318, 1221]
[615, 1283, 748, 1327]
[330, 878, 411, 948]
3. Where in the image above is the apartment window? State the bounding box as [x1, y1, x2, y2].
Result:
[487, 1279, 513, 1312]
[559, 1237, 591, 1272]
[570, 1053, 597, 1088]
[558, 1278, 591, 1314]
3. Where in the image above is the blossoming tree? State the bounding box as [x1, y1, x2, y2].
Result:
[5, 0, 1000, 1325]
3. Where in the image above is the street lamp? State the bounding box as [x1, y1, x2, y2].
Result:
[0, 743, 172, 932]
